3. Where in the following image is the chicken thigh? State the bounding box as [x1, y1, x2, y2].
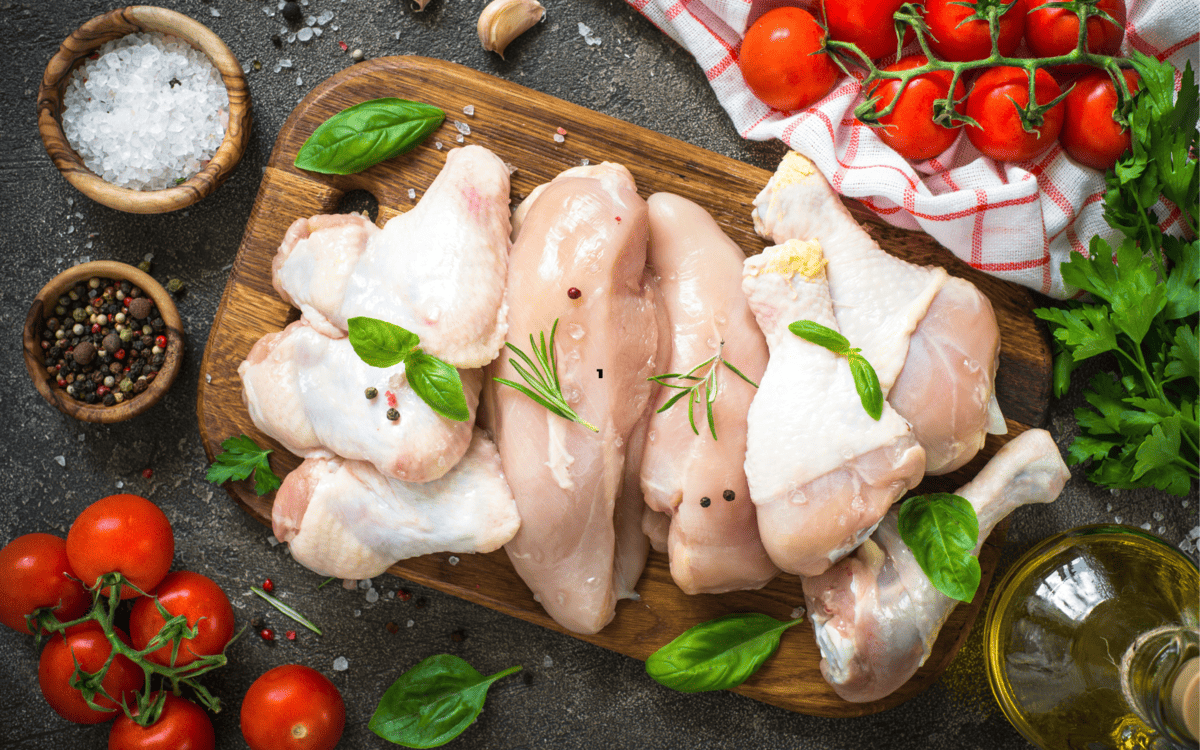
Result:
[801, 428, 1069, 703]
[272, 144, 512, 367]
[742, 239, 926, 577]
[640, 192, 778, 595]
[272, 428, 520, 580]
[239, 320, 479, 483]
[488, 163, 659, 635]
[752, 151, 1004, 474]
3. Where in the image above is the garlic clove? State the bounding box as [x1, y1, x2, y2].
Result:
[477, 0, 545, 59]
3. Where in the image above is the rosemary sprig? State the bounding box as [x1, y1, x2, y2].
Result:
[250, 586, 323, 635]
[495, 319, 599, 433]
[648, 341, 759, 440]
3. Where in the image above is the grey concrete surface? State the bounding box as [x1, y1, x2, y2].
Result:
[1, 1, 1195, 748]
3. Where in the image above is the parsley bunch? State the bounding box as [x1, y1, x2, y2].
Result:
[1034, 53, 1198, 496]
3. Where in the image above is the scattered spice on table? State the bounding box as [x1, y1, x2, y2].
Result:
[40, 276, 169, 406]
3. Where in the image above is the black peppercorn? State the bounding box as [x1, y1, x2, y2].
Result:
[700, 497, 712, 508]
[281, 1, 302, 22]
[386, 408, 400, 421]
[723, 490, 735, 501]
[365, 387, 378, 399]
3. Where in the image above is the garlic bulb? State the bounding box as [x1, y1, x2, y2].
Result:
[477, 0, 545, 59]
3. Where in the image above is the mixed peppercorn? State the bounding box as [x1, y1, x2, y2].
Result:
[39, 276, 169, 406]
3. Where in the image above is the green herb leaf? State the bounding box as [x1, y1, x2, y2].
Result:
[347, 317, 420, 368]
[405, 351, 469, 422]
[645, 613, 803, 693]
[294, 98, 446, 175]
[787, 320, 850, 354]
[369, 654, 521, 748]
[788, 320, 882, 420]
[206, 435, 281, 496]
[897, 493, 981, 603]
[250, 586, 322, 635]
[647, 343, 759, 440]
[495, 319, 598, 432]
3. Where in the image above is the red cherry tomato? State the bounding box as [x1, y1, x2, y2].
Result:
[867, 55, 967, 160]
[1025, 0, 1125, 62]
[38, 624, 145, 724]
[240, 664, 346, 750]
[739, 7, 839, 111]
[67, 494, 175, 600]
[965, 66, 1066, 162]
[822, 0, 913, 61]
[130, 571, 235, 669]
[0, 533, 90, 634]
[108, 693, 216, 750]
[1061, 68, 1140, 170]
[925, 0, 1026, 62]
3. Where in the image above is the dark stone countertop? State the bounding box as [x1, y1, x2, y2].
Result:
[1, 1, 1195, 748]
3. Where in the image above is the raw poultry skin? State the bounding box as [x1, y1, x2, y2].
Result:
[271, 212, 380, 339]
[802, 428, 1069, 703]
[752, 151, 1004, 475]
[742, 239, 926, 578]
[272, 428, 520, 580]
[640, 192, 779, 595]
[488, 163, 659, 635]
[239, 319, 480, 483]
[272, 144, 513, 367]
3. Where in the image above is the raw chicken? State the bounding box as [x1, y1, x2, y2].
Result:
[271, 212, 380, 339]
[752, 151, 1004, 474]
[239, 320, 479, 483]
[742, 239, 926, 578]
[272, 428, 520, 580]
[640, 192, 778, 595]
[802, 428, 1069, 703]
[488, 163, 659, 634]
[272, 144, 513, 367]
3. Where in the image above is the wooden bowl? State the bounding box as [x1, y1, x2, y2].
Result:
[23, 261, 186, 423]
[37, 6, 251, 214]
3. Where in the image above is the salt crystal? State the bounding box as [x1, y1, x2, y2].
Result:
[333, 656, 349, 671]
[435, 141, 443, 150]
[54, 455, 66, 467]
[580, 158, 590, 166]
[354, 609, 361, 616]
[543, 655, 554, 667]
[287, 33, 297, 43]
[306, 15, 317, 25]
[455, 135, 464, 143]
[297, 27, 313, 42]
[366, 588, 379, 603]
[406, 619, 414, 628]
[448, 556, 460, 565]
[263, 5, 274, 15]
[1158, 526, 1167, 535]
[313, 28, 322, 37]
[791, 606, 805, 619]
[67, 226, 74, 234]
[279, 58, 293, 68]
[454, 120, 471, 135]
[387, 590, 396, 599]
[210, 8, 221, 17]
[553, 133, 565, 143]
[296, 76, 303, 86]
[463, 105, 475, 116]
[205, 373, 212, 383]
[317, 10, 334, 24]
[578, 22, 602, 46]
[1141, 522, 1152, 530]
[1153, 511, 1164, 521]
[267, 535, 281, 546]
[407, 188, 416, 200]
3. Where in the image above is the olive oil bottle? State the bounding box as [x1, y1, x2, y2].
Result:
[984, 525, 1199, 750]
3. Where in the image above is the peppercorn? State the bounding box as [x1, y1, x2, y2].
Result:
[386, 408, 400, 421]
[259, 628, 275, 641]
[285, 630, 296, 641]
[281, 0, 302, 22]
[700, 496, 712, 508]
[128, 297, 153, 320]
[365, 387, 378, 399]
[166, 278, 185, 294]
[262, 578, 275, 593]
[723, 490, 735, 501]
[73, 341, 96, 366]
[567, 287, 582, 300]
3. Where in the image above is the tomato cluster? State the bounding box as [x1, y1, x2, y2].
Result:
[1, 494, 227, 748]
[736, 0, 1135, 170]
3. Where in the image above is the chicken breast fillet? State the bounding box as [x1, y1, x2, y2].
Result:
[742, 239, 926, 578]
[641, 192, 778, 595]
[752, 151, 1004, 474]
[272, 428, 520, 580]
[489, 163, 659, 635]
[801, 428, 1068, 703]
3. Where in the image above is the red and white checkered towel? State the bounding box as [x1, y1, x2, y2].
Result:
[626, 0, 1198, 298]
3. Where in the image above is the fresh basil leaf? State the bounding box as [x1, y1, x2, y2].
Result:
[847, 354, 883, 421]
[405, 351, 469, 422]
[897, 493, 981, 603]
[294, 98, 446, 175]
[645, 613, 803, 693]
[347, 317, 420, 368]
[788, 320, 850, 354]
[369, 654, 521, 749]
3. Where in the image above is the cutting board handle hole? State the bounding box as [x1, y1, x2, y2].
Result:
[335, 189, 379, 223]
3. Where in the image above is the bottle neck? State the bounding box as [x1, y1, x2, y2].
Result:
[1121, 625, 1200, 749]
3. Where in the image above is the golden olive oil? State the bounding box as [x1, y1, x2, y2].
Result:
[985, 525, 1199, 750]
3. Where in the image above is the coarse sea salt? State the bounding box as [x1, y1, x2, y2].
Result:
[61, 32, 229, 191]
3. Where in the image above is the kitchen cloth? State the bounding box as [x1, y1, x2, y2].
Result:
[625, 0, 1198, 298]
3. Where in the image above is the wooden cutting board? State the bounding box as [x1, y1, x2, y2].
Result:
[197, 56, 1051, 718]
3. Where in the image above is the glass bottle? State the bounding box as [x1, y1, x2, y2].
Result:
[984, 524, 1199, 750]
